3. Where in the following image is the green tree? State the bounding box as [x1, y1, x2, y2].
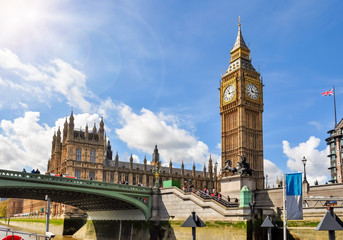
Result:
[0, 200, 8, 217]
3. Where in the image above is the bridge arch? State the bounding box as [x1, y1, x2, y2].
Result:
[0, 170, 152, 220]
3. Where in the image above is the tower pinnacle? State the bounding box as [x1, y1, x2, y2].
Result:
[232, 17, 248, 52]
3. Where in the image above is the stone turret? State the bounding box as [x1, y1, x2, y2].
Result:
[208, 155, 213, 181]
[203, 165, 206, 178]
[214, 161, 217, 178]
[169, 159, 173, 174]
[152, 145, 159, 165]
[181, 161, 184, 176]
[92, 123, 97, 134]
[114, 152, 119, 168]
[130, 154, 133, 170]
[55, 127, 61, 153]
[99, 117, 104, 141]
[68, 111, 74, 140]
[144, 156, 147, 171]
[105, 140, 112, 160]
[85, 124, 89, 140]
[51, 132, 56, 155]
[63, 118, 68, 144]
[192, 162, 196, 177]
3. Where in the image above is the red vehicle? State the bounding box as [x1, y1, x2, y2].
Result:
[49, 173, 76, 179]
[2, 235, 24, 240]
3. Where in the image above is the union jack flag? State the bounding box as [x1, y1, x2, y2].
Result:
[321, 89, 334, 96]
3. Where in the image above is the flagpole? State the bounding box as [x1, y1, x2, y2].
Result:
[283, 173, 287, 240]
[333, 86, 337, 127]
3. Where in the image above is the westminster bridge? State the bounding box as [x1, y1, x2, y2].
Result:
[0, 169, 152, 220]
[3, 169, 343, 239]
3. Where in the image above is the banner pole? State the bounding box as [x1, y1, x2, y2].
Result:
[283, 173, 287, 240]
[333, 86, 337, 127]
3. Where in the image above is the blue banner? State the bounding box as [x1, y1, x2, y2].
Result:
[286, 173, 303, 220]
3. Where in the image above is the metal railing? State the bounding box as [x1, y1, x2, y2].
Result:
[0, 169, 152, 195]
[192, 190, 239, 208]
[303, 197, 343, 208]
[0, 227, 50, 240]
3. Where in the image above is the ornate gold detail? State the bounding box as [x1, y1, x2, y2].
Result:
[245, 77, 261, 103]
[222, 77, 236, 105]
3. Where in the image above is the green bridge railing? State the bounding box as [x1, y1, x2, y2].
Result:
[0, 169, 152, 195]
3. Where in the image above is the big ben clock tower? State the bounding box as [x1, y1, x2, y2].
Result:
[220, 19, 264, 190]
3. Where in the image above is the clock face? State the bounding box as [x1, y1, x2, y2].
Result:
[223, 85, 235, 102]
[246, 83, 259, 100]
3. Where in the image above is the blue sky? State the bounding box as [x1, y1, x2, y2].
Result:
[0, 0, 342, 186]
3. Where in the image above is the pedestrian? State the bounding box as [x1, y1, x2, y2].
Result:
[22, 168, 26, 173]
[36, 169, 40, 174]
[31, 169, 36, 174]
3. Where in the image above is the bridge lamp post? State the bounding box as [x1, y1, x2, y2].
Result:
[214, 162, 218, 190]
[45, 195, 55, 239]
[302, 156, 308, 183]
[153, 163, 161, 189]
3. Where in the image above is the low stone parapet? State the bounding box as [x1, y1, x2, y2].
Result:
[159, 187, 251, 221]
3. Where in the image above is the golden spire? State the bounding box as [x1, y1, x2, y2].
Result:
[232, 16, 248, 51]
[224, 17, 256, 74]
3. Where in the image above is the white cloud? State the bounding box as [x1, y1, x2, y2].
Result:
[0, 112, 106, 173]
[132, 154, 140, 163]
[0, 49, 91, 111]
[308, 121, 322, 130]
[115, 104, 219, 165]
[216, 143, 221, 150]
[264, 159, 283, 188]
[283, 136, 329, 184]
[0, 112, 52, 172]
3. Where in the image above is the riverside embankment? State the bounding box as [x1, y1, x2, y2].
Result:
[2, 218, 343, 239]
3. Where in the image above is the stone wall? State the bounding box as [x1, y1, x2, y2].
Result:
[255, 182, 343, 220]
[159, 183, 343, 222]
[159, 187, 251, 221]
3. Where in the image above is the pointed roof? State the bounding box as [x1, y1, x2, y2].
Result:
[231, 17, 248, 51]
[316, 210, 343, 231]
[261, 215, 278, 228]
[69, 111, 74, 124]
[223, 17, 258, 76]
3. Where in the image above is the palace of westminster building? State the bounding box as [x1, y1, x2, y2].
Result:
[47, 111, 217, 190]
[10, 112, 218, 216]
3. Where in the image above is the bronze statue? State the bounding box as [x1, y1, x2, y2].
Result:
[222, 159, 237, 175]
[222, 155, 253, 176]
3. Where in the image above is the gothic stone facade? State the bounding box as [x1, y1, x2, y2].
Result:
[14, 112, 216, 217]
[47, 112, 216, 191]
[219, 20, 264, 189]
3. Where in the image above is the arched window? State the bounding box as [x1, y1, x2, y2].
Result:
[90, 149, 96, 163]
[76, 148, 82, 161]
[89, 170, 95, 180]
[75, 169, 81, 178]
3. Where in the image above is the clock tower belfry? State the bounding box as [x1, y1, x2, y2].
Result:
[220, 19, 264, 190]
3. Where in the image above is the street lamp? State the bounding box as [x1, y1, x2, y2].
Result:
[302, 156, 307, 183]
[152, 162, 161, 189]
[265, 174, 268, 189]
